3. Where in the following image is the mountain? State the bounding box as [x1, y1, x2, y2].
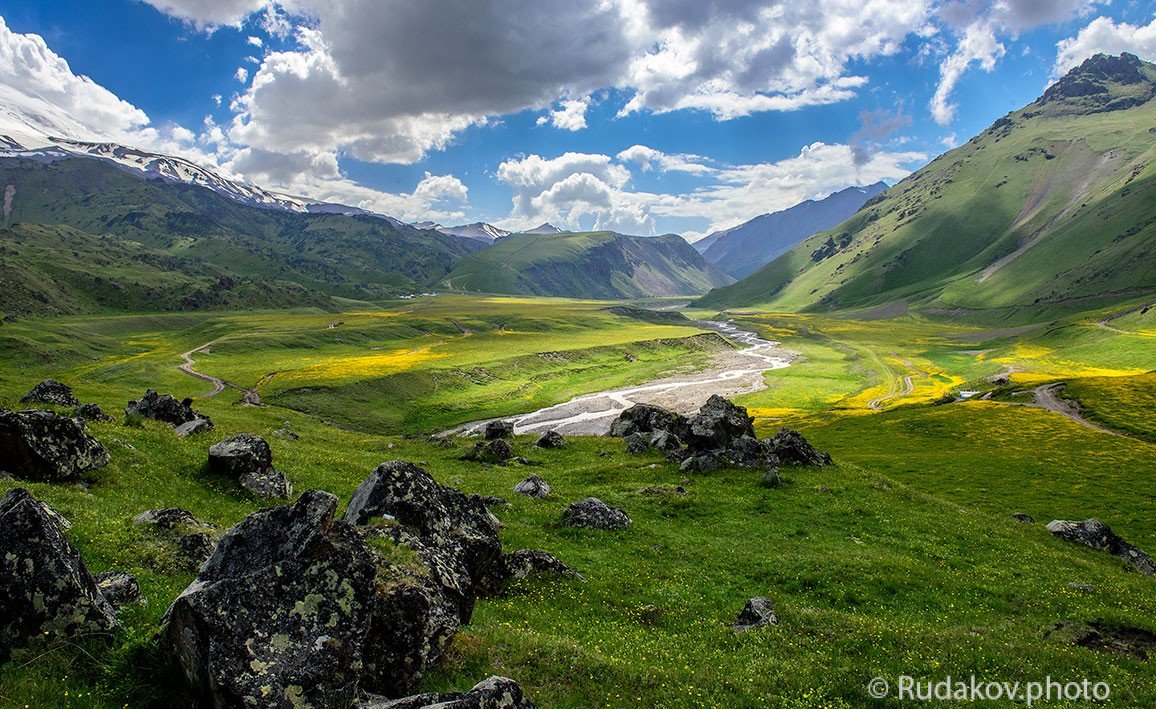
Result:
[698, 182, 888, 278]
[698, 53, 1156, 320]
[436, 222, 510, 243]
[443, 230, 735, 298]
[518, 222, 566, 235]
[0, 156, 482, 315]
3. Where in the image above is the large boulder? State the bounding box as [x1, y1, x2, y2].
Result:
[460, 438, 515, 465]
[608, 403, 689, 439]
[164, 490, 378, 707]
[649, 430, 683, 451]
[20, 379, 81, 408]
[561, 498, 631, 531]
[0, 409, 109, 482]
[685, 395, 756, 452]
[512, 475, 551, 499]
[134, 507, 221, 571]
[0, 488, 118, 663]
[721, 435, 777, 468]
[484, 420, 514, 440]
[732, 597, 778, 633]
[125, 389, 211, 429]
[623, 432, 650, 454]
[364, 675, 537, 709]
[207, 434, 292, 499]
[535, 430, 566, 449]
[1047, 519, 1156, 576]
[768, 428, 833, 466]
[173, 418, 214, 438]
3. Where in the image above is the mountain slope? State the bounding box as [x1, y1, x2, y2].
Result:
[443, 231, 734, 298]
[437, 222, 510, 243]
[698, 53, 1156, 320]
[699, 182, 888, 278]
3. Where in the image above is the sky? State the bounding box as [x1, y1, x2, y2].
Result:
[0, 1, 1153, 240]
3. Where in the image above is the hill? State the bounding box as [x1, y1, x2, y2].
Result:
[443, 230, 734, 298]
[0, 157, 482, 314]
[698, 53, 1156, 320]
[698, 182, 888, 278]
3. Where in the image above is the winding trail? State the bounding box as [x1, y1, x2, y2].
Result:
[447, 320, 794, 437]
[1030, 383, 1118, 436]
[866, 355, 922, 411]
[178, 343, 226, 398]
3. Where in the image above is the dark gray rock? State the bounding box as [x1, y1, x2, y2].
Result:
[561, 497, 631, 531]
[173, 418, 214, 438]
[134, 507, 220, 571]
[680, 452, 720, 474]
[722, 435, 777, 468]
[732, 597, 778, 632]
[513, 475, 551, 498]
[164, 490, 377, 708]
[460, 438, 514, 464]
[0, 408, 109, 482]
[21, 379, 80, 407]
[1011, 513, 1035, 523]
[535, 430, 566, 449]
[0, 488, 118, 663]
[624, 432, 650, 454]
[686, 395, 756, 452]
[207, 434, 292, 499]
[364, 675, 537, 708]
[608, 403, 689, 439]
[478, 549, 578, 596]
[768, 428, 833, 466]
[649, 430, 682, 451]
[475, 495, 510, 509]
[1047, 519, 1156, 576]
[93, 571, 143, 609]
[125, 389, 210, 428]
[73, 402, 113, 423]
[761, 468, 783, 488]
[484, 420, 514, 440]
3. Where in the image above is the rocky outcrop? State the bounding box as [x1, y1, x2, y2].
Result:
[460, 438, 515, 465]
[768, 428, 833, 466]
[649, 430, 682, 451]
[207, 434, 292, 499]
[732, 597, 777, 632]
[1047, 519, 1156, 576]
[562, 498, 631, 530]
[686, 395, 756, 451]
[134, 507, 221, 571]
[126, 389, 212, 429]
[478, 549, 578, 596]
[484, 420, 514, 440]
[513, 475, 551, 498]
[535, 430, 566, 449]
[1, 488, 118, 663]
[74, 402, 113, 422]
[608, 403, 689, 440]
[363, 676, 537, 708]
[0, 408, 109, 482]
[21, 379, 80, 407]
[164, 490, 378, 707]
[624, 432, 650, 454]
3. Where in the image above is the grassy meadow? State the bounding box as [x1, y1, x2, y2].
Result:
[0, 295, 1154, 707]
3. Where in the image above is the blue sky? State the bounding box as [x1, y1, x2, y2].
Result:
[0, 0, 1153, 238]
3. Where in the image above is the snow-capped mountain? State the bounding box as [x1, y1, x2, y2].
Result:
[438, 222, 510, 242]
[518, 222, 566, 235]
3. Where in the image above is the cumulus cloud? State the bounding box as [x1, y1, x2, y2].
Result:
[246, 35, 263, 47]
[537, 97, 590, 131]
[234, 66, 249, 83]
[137, 0, 270, 30]
[616, 145, 716, 175]
[1054, 17, 1156, 76]
[931, 20, 1005, 124]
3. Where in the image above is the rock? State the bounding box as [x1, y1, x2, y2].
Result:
[722, 435, 777, 468]
[0, 408, 110, 482]
[535, 430, 566, 449]
[732, 597, 778, 633]
[561, 497, 631, 531]
[460, 438, 514, 464]
[680, 451, 720, 473]
[0, 488, 118, 663]
[207, 434, 292, 499]
[1067, 582, 1096, 594]
[173, 418, 214, 438]
[686, 395, 756, 452]
[476, 495, 510, 508]
[164, 490, 377, 708]
[240, 390, 262, 406]
[484, 420, 514, 440]
[93, 571, 143, 609]
[363, 675, 537, 709]
[20, 379, 80, 407]
[478, 550, 579, 596]
[125, 389, 210, 428]
[761, 468, 783, 488]
[624, 432, 650, 454]
[274, 423, 300, 440]
[513, 475, 551, 498]
[134, 507, 221, 570]
[637, 484, 686, 496]
[649, 430, 682, 451]
[608, 403, 689, 440]
[768, 428, 833, 466]
[1011, 513, 1035, 523]
[1046, 519, 1156, 576]
[73, 402, 113, 422]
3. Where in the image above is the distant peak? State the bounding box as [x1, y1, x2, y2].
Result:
[521, 222, 565, 234]
[1038, 53, 1155, 112]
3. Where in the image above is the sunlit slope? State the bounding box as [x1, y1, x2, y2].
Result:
[444, 230, 734, 298]
[699, 54, 1156, 319]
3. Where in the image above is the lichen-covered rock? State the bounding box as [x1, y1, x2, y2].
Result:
[768, 428, 833, 466]
[623, 432, 650, 454]
[608, 403, 690, 439]
[460, 438, 515, 465]
[686, 395, 756, 452]
[484, 420, 514, 440]
[21, 379, 80, 407]
[94, 571, 143, 609]
[207, 434, 292, 499]
[512, 475, 551, 499]
[125, 389, 210, 428]
[535, 430, 566, 449]
[1047, 519, 1156, 576]
[732, 597, 778, 632]
[0, 408, 110, 482]
[134, 507, 221, 571]
[164, 490, 377, 708]
[363, 675, 537, 709]
[74, 402, 113, 423]
[561, 497, 631, 531]
[478, 549, 578, 596]
[0, 488, 118, 663]
[173, 418, 214, 438]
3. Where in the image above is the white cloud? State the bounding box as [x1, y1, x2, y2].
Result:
[137, 0, 270, 30]
[234, 66, 249, 83]
[247, 35, 263, 48]
[616, 145, 716, 175]
[537, 97, 590, 131]
[212, 93, 223, 106]
[1054, 17, 1156, 76]
[931, 21, 1005, 124]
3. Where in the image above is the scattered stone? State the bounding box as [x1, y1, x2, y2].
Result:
[513, 475, 551, 498]
[134, 507, 221, 570]
[0, 488, 118, 663]
[562, 497, 631, 531]
[20, 379, 80, 407]
[511, 456, 541, 467]
[364, 675, 537, 709]
[93, 571, 143, 609]
[476, 495, 510, 509]
[624, 432, 650, 454]
[274, 422, 300, 440]
[732, 597, 778, 633]
[207, 434, 292, 499]
[460, 438, 515, 464]
[125, 389, 211, 428]
[686, 395, 756, 452]
[649, 430, 682, 451]
[1011, 513, 1035, 523]
[0, 408, 109, 482]
[768, 428, 833, 466]
[1047, 519, 1155, 576]
[73, 402, 113, 422]
[484, 420, 514, 440]
[535, 430, 566, 449]
[240, 390, 261, 406]
[761, 468, 783, 488]
[174, 418, 215, 438]
[478, 549, 579, 596]
[608, 403, 689, 440]
[680, 452, 720, 474]
[1046, 620, 1156, 661]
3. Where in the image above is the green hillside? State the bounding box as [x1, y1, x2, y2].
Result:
[443, 230, 734, 298]
[0, 157, 481, 314]
[698, 53, 1156, 321]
